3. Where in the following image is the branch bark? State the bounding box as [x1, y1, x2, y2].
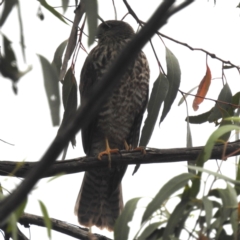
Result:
[0, 140, 239, 178]
[19, 213, 112, 240]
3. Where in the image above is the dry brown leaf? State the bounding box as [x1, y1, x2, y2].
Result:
[193, 64, 212, 111]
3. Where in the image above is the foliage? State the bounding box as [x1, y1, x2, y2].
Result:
[1, 0, 240, 240]
[116, 124, 240, 239]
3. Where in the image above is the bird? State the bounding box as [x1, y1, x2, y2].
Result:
[74, 20, 150, 231]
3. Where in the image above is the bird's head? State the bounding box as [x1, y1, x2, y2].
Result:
[96, 20, 135, 44]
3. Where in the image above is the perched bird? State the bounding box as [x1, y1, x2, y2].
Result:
[75, 20, 149, 231]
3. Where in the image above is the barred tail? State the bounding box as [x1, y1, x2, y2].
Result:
[74, 169, 124, 231]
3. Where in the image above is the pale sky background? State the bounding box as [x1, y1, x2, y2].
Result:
[1, 0, 240, 239]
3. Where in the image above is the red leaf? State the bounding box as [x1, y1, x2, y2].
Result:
[192, 65, 212, 111]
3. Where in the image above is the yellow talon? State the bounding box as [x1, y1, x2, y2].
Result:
[124, 140, 130, 151]
[98, 138, 119, 168]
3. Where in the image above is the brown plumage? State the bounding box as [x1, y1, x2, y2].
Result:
[75, 20, 149, 231]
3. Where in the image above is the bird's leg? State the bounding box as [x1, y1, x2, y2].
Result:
[124, 140, 131, 151]
[98, 137, 119, 168]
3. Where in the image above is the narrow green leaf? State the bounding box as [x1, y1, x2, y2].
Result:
[47, 173, 65, 182]
[202, 196, 212, 230]
[62, 0, 69, 13]
[197, 125, 240, 164]
[114, 197, 141, 240]
[1, 35, 19, 82]
[38, 54, 61, 126]
[223, 65, 235, 69]
[185, 110, 192, 148]
[211, 185, 238, 239]
[16, 2, 26, 62]
[235, 157, 240, 195]
[138, 222, 162, 240]
[7, 214, 17, 240]
[39, 200, 52, 238]
[217, 109, 232, 142]
[186, 109, 212, 124]
[162, 200, 189, 240]
[52, 39, 68, 76]
[178, 85, 198, 106]
[232, 92, 240, 106]
[58, 67, 78, 146]
[142, 173, 195, 223]
[188, 165, 240, 186]
[39, 0, 67, 24]
[208, 83, 232, 122]
[224, 116, 240, 122]
[160, 47, 181, 123]
[15, 199, 27, 220]
[140, 73, 169, 147]
[83, 0, 98, 46]
[0, 0, 17, 26]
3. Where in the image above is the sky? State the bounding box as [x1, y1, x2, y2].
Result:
[1, 0, 240, 239]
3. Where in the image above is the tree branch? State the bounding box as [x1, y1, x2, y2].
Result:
[0, 140, 239, 178]
[19, 213, 112, 240]
[159, 32, 240, 71]
[123, 0, 240, 71]
[0, 0, 195, 224]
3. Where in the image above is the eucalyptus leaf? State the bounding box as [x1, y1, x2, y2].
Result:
[186, 109, 212, 124]
[38, 54, 61, 126]
[208, 83, 232, 122]
[160, 47, 181, 123]
[58, 67, 78, 147]
[39, 0, 67, 24]
[188, 165, 240, 186]
[142, 173, 195, 223]
[62, 0, 69, 13]
[162, 200, 189, 240]
[196, 125, 240, 164]
[52, 39, 68, 76]
[202, 196, 212, 230]
[235, 157, 240, 195]
[39, 200, 52, 238]
[83, 0, 98, 46]
[140, 72, 169, 147]
[178, 85, 198, 106]
[114, 197, 141, 240]
[16, 2, 26, 61]
[0, 0, 17, 26]
[138, 222, 163, 240]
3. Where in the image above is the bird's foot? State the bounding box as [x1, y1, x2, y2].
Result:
[124, 140, 131, 151]
[98, 138, 119, 168]
[133, 146, 146, 154]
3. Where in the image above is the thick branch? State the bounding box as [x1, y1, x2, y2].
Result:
[1, 140, 240, 178]
[0, 0, 194, 224]
[19, 213, 111, 240]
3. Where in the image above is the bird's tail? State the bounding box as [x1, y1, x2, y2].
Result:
[74, 169, 124, 231]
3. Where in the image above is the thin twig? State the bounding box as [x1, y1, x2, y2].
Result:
[179, 89, 240, 109]
[159, 32, 240, 71]
[0, 138, 14, 146]
[112, 0, 117, 20]
[121, 0, 240, 71]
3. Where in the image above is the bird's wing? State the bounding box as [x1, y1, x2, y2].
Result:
[79, 49, 98, 155]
